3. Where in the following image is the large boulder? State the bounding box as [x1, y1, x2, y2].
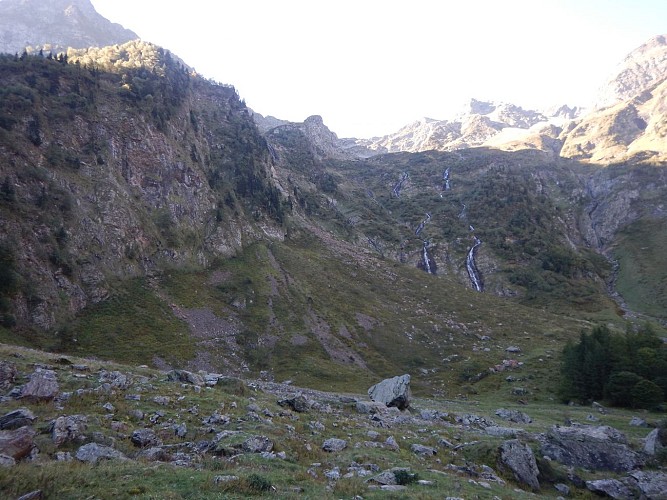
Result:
[0, 426, 36, 461]
[51, 415, 88, 446]
[21, 369, 58, 401]
[277, 395, 309, 413]
[322, 438, 347, 453]
[644, 427, 667, 455]
[540, 424, 643, 472]
[75, 443, 127, 464]
[368, 374, 411, 410]
[498, 439, 540, 491]
[628, 470, 667, 498]
[586, 479, 634, 499]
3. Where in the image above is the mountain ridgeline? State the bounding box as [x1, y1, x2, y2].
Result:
[0, 34, 666, 395]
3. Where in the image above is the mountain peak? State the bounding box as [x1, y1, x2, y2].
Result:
[0, 0, 137, 54]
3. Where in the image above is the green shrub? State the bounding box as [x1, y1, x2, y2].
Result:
[632, 379, 664, 410]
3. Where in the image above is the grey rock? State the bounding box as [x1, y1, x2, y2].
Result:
[498, 439, 540, 491]
[242, 435, 273, 453]
[629, 417, 648, 427]
[385, 436, 400, 451]
[51, 415, 88, 446]
[213, 475, 239, 484]
[16, 490, 42, 500]
[153, 396, 170, 406]
[324, 467, 341, 481]
[98, 370, 131, 389]
[0, 408, 36, 430]
[368, 470, 398, 485]
[644, 428, 667, 455]
[355, 400, 389, 414]
[379, 485, 408, 491]
[495, 408, 532, 424]
[277, 394, 309, 412]
[586, 479, 635, 499]
[102, 403, 115, 412]
[166, 370, 204, 386]
[137, 446, 171, 462]
[55, 451, 72, 461]
[486, 426, 523, 438]
[368, 374, 411, 410]
[555, 483, 570, 496]
[128, 409, 144, 421]
[75, 443, 127, 464]
[628, 470, 667, 499]
[0, 454, 16, 467]
[322, 438, 347, 452]
[21, 369, 58, 401]
[411, 443, 436, 456]
[0, 361, 17, 390]
[0, 426, 36, 460]
[505, 346, 522, 353]
[131, 428, 161, 448]
[174, 423, 187, 438]
[539, 424, 643, 472]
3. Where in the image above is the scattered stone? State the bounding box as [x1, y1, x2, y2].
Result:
[379, 485, 407, 491]
[98, 370, 131, 389]
[51, 415, 88, 446]
[367, 430, 380, 440]
[128, 409, 144, 421]
[322, 438, 347, 452]
[586, 479, 634, 499]
[167, 370, 205, 386]
[644, 427, 667, 455]
[153, 396, 170, 406]
[71, 364, 89, 371]
[455, 414, 496, 429]
[629, 417, 647, 427]
[325, 467, 341, 481]
[495, 408, 532, 424]
[137, 446, 171, 462]
[0, 426, 36, 460]
[174, 423, 187, 438]
[102, 403, 115, 413]
[125, 394, 141, 401]
[505, 346, 521, 353]
[511, 387, 529, 396]
[308, 421, 325, 432]
[539, 424, 643, 472]
[75, 443, 127, 464]
[55, 452, 72, 461]
[498, 439, 540, 491]
[242, 435, 273, 453]
[0, 408, 36, 430]
[0, 454, 16, 467]
[277, 394, 309, 412]
[21, 369, 58, 401]
[486, 426, 523, 438]
[131, 429, 161, 448]
[0, 361, 17, 390]
[554, 483, 570, 496]
[368, 470, 398, 486]
[355, 400, 389, 414]
[385, 436, 400, 451]
[16, 490, 42, 500]
[411, 443, 437, 456]
[213, 475, 239, 484]
[368, 374, 411, 410]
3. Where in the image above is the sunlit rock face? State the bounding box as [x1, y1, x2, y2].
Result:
[0, 0, 137, 54]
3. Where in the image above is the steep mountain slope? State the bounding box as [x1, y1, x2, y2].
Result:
[0, 43, 284, 335]
[0, 0, 137, 55]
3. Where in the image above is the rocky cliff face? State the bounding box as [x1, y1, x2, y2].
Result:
[0, 43, 284, 331]
[0, 0, 137, 55]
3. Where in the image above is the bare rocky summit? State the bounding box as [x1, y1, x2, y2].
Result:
[0, 0, 137, 55]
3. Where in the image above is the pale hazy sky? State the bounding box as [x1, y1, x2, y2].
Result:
[92, 0, 666, 138]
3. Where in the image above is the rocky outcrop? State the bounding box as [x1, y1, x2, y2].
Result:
[368, 374, 411, 410]
[586, 478, 635, 499]
[539, 424, 643, 473]
[0, 409, 35, 430]
[0, 0, 137, 55]
[596, 34, 667, 108]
